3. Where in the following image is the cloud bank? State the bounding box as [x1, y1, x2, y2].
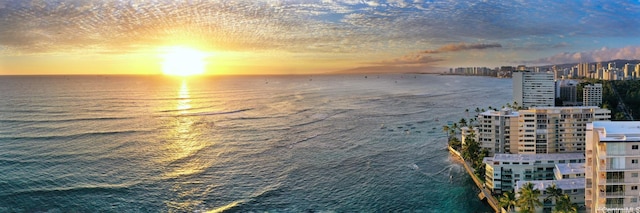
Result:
[422, 43, 502, 54]
[527, 46, 640, 65]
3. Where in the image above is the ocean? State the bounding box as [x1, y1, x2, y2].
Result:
[0, 74, 512, 212]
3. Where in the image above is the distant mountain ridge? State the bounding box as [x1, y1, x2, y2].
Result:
[537, 59, 640, 71]
[332, 66, 447, 74]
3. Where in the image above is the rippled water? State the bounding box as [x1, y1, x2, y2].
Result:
[0, 74, 511, 212]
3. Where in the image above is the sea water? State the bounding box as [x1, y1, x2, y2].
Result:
[0, 74, 512, 212]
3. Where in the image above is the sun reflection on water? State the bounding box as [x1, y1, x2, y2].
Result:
[161, 79, 210, 210]
[177, 80, 191, 113]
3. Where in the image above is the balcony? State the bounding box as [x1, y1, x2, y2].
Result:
[607, 178, 631, 184]
[605, 150, 640, 157]
[600, 191, 626, 197]
[599, 164, 640, 171]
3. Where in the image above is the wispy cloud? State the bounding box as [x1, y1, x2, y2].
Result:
[422, 43, 502, 54]
[0, 0, 639, 67]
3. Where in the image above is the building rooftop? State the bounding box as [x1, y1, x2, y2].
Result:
[485, 153, 584, 164]
[555, 163, 585, 175]
[515, 178, 586, 192]
[479, 108, 519, 117]
[590, 121, 640, 141]
[528, 106, 602, 110]
[557, 79, 578, 87]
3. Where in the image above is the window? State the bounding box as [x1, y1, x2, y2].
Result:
[634, 145, 639, 150]
[633, 198, 638, 203]
[633, 186, 638, 190]
[633, 159, 639, 164]
[633, 173, 638, 178]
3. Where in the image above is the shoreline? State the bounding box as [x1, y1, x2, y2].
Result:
[448, 146, 504, 213]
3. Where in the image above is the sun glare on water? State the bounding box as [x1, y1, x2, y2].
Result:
[160, 46, 209, 76]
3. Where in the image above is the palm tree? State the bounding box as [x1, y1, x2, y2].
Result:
[553, 194, 578, 213]
[450, 123, 459, 138]
[442, 125, 451, 139]
[499, 191, 517, 212]
[544, 183, 563, 204]
[459, 118, 467, 127]
[517, 182, 542, 213]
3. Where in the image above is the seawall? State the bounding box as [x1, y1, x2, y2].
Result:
[448, 146, 504, 213]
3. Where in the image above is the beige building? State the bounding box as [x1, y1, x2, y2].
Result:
[477, 108, 519, 155]
[586, 121, 640, 212]
[476, 107, 610, 155]
[514, 107, 610, 154]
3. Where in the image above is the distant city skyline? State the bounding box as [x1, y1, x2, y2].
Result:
[1, 0, 640, 75]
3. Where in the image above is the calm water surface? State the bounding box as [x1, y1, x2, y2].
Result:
[0, 74, 512, 212]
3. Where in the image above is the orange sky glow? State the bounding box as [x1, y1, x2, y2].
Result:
[1, 0, 639, 75]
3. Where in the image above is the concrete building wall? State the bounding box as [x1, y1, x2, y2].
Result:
[512, 71, 555, 108]
[586, 122, 640, 212]
[484, 153, 585, 194]
[583, 84, 603, 107]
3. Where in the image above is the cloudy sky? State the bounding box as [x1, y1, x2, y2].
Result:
[1, 0, 639, 75]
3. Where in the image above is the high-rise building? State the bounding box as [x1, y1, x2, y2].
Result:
[557, 80, 578, 105]
[585, 122, 640, 211]
[624, 63, 635, 80]
[583, 84, 603, 107]
[475, 107, 610, 155]
[578, 63, 590, 78]
[513, 71, 555, 108]
[515, 107, 610, 154]
[477, 108, 519, 155]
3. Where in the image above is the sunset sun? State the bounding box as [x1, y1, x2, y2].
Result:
[160, 46, 208, 76]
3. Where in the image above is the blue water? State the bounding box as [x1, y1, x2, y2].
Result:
[0, 74, 512, 212]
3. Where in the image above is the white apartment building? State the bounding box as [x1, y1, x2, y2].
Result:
[460, 126, 479, 146]
[583, 84, 603, 107]
[585, 121, 640, 212]
[515, 107, 610, 154]
[515, 179, 586, 213]
[513, 71, 555, 108]
[484, 153, 585, 194]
